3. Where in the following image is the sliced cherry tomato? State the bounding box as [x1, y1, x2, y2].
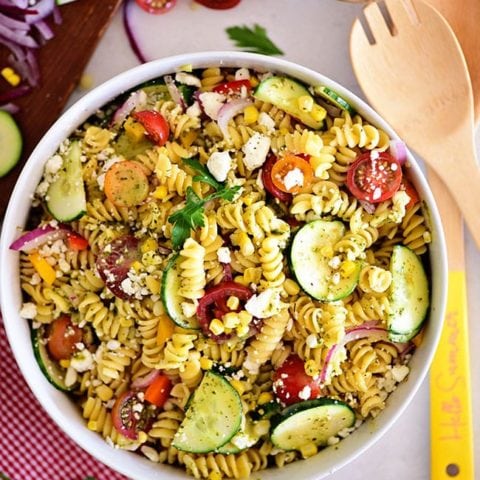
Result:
[96, 235, 140, 299]
[213, 79, 251, 95]
[194, 0, 241, 9]
[66, 231, 89, 251]
[401, 177, 420, 209]
[144, 374, 172, 407]
[133, 110, 170, 146]
[112, 390, 154, 440]
[197, 281, 253, 341]
[261, 154, 292, 203]
[271, 154, 314, 194]
[47, 315, 83, 361]
[273, 354, 323, 406]
[346, 151, 402, 203]
[135, 0, 177, 14]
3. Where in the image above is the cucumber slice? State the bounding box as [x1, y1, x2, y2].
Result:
[388, 245, 429, 341]
[172, 371, 242, 453]
[290, 220, 361, 301]
[0, 110, 22, 177]
[313, 86, 356, 115]
[253, 76, 326, 129]
[161, 254, 200, 329]
[32, 327, 72, 392]
[46, 141, 87, 222]
[270, 398, 355, 451]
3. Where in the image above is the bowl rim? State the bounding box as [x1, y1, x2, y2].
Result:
[0, 51, 447, 480]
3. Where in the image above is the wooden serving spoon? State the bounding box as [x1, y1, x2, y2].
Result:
[350, 1, 475, 478]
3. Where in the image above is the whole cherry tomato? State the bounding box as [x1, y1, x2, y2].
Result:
[135, 0, 177, 14]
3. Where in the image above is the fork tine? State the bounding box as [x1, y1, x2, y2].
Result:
[384, 0, 420, 28]
[363, 1, 392, 43]
[350, 17, 374, 49]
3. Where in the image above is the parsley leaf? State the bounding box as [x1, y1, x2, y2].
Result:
[168, 185, 241, 249]
[226, 24, 284, 56]
[183, 157, 222, 191]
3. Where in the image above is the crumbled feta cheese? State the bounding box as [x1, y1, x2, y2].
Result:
[45, 155, 63, 175]
[186, 101, 202, 118]
[298, 385, 311, 400]
[245, 288, 284, 319]
[217, 246, 231, 264]
[198, 92, 226, 120]
[181, 301, 198, 319]
[70, 349, 94, 372]
[282, 167, 304, 191]
[328, 256, 341, 269]
[391, 364, 410, 383]
[20, 302, 37, 319]
[175, 72, 202, 87]
[207, 151, 233, 182]
[235, 68, 250, 80]
[258, 112, 275, 133]
[242, 133, 271, 170]
[107, 340, 120, 350]
[306, 334, 318, 348]
[64, 366, 78, 387]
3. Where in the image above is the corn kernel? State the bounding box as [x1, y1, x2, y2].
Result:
[208, 472, 223, 480]
[258, 392, 274, 405]
[59, 359, 70, 369]
[124, 117, 146, 143]
[320, 245, 334, 258]
[131, 260, 143, 273]
[230, 379, 245, 395]
[209, 318, 225, 336]
[141, 238, 158, 254]
[200, 357, 213, 370]
[145, 275, 161, 295]
[226, 296, 240, 310]
[1, 67, 21, 86]
[153, 185, 168, 200]
[157, 315, 175, 347]
[304, 359, 320, 377]
[340, 260, 357, 277]
[243, 105, 259, 125]
[236, 324, 250, 337]
[311, 104, 326, 122]
[238, 310, 253, 326]
[223, 311, 240, 329]
[300, 442, 318, 458]
[297, 95, 314, 112]
[79, 73, 94, 90]
[96, 385, 114, 402]
[249, 76, 259, 87]
[87, 420, 98, 431]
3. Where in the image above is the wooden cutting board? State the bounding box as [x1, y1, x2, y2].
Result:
[0, 0, 122, 217]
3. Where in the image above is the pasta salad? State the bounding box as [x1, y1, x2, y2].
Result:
[12, 65, 431, 479]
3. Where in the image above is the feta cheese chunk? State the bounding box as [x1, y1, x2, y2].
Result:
[245, 288, 284, 319]
[217, 246, 231, 264]
[71, 349, 94, 372]
[258, 112, 275, 133]
[175, 72, 202, 87]
[198, 92, 226, 120]
[186, 101, 202, 118]
[242, 133, 271, 171]
[283, 167, 304, 191]
[207, 151, 233, 182]
[20, 302, 37, 320]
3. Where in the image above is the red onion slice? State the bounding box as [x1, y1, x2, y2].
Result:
[9, 224, 70, 253]
[34, 19, 54, 41]
[217, 98, 252, 141]
[25, 0, 54, 24]
[122, 0, 148, 64]
[164, 74, 186, 110]
[389, 139, 407, 165]
[111, 89, 147, 127]
[131, 369, 160, 390]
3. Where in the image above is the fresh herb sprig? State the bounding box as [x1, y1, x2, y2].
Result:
[168, 158, 240, 249]
[226, 24, 284, 56]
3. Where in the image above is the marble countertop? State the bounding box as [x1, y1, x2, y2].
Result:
[68, 1, 480, 478]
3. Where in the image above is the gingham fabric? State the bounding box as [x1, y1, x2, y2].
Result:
[0, 316, 128, 480]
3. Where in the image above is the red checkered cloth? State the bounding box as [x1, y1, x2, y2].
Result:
[0, 316, 128, 480]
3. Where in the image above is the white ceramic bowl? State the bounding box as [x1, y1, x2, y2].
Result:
[0, 51, 447, 480]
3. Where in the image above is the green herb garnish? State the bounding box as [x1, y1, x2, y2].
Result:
[168, 162, 240, 249]
[226, 24, 284, 56]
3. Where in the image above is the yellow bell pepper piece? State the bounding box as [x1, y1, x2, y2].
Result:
[124, 117, 146, 143]
[156, 315, 175, 347]
[28, 252, 56, 285]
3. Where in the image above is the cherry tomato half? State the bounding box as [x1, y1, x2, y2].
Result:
[66, 231, 89, 251]
[135, 0, 177, 14]
[47, 315, 83, 361]
[194, 0, 241, 9]
[96, 235, 140, 299]
[112, 391, 154, 440]
[271, 154, 314, 194]
[401, 177, 420, 209]
[261, 154, 292, 203]
[273, 354, 323, 406]
[133, 110, 170, 146]
[213, 79, 251, 95]
[197, 281, 253, 341]
[346, 151, 402, 203]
